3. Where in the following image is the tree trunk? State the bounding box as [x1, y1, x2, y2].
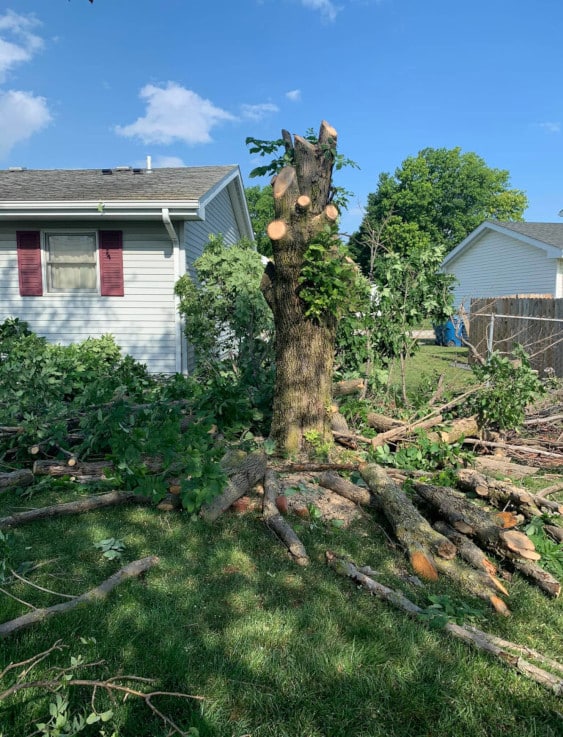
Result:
[261, 121, 339, 455]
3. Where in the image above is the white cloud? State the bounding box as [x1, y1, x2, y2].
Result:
[0, 89, 51, 158]
[240, 102, 279, 121]
[116, 82, 235, 145]
[285, 89, 301, 102]
[0, 10, 43, 83]
[300, 0, 340, 22]
[539, 121, 560, 134]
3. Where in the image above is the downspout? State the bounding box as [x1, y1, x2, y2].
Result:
[162, 208, 184, 374]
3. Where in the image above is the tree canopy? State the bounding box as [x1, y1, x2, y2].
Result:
[350, 147, 527, 273]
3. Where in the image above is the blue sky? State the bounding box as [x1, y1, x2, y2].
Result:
[2, 0, 563, 236]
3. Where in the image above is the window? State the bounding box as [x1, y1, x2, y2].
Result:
[45, 232, 97, 293]
[16, 229, 124, 297]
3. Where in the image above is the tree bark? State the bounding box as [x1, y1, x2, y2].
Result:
[262, 469, 309, 566]
[0, 490, 152, 529]
[262, 121, 339, 455]
[0, 469, 34, 492]
[326, 552, 562, 696]
[455, 469, 563, 518]
[199, 452, 266, 523]
[413, 482, 539, 561]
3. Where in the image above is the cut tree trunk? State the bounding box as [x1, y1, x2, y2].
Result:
[371, 415, 443, 448]
[261, 121, 340, 455]
[426, 417, 479, 445]
[366, 413, 406, 433]
[413, 482, 539, 562]
[0, 556, 159, 639]
[332, 379, 365, 397]
[32, 459, 114, 477]
[357, 465, 507, 610]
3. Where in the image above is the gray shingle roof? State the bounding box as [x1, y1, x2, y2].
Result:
[490, 220, 563, 249]
[0, 166, 237, 202]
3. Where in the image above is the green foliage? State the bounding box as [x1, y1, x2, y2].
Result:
[36, 693, 114, 737]
[469, 347, 545, 430]
[93, 538, 125, 561]
[246, 128, 358, 210]
[350, 146, 528, 269]
[0, 325, 151, 461]
[299, 227, 369, 324]
[525, 517, 563, 579]
[175, 235, 273, 418]
[419, 594, 485, 628]
[245, 185, 275, 257]
[371, 433, 472, 472]
[0, 323, 228, 514]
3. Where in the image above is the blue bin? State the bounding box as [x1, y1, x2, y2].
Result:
[434, 317, 466, 347]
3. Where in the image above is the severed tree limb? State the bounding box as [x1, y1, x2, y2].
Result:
[199, 451, 266, 523]
[536, 482, 563, 499]
[332, 378, 365, 397]
[359, 464, 456, 581]
[0, 643, 202, 737]
[463, 437, 563, 462]
[413, 482, 538, 561]
[510, 558, 561, 598]
[455, 469, 563, 517]
[0, 556, 159, 639]
[263, 469, 309, 566]
[433, 520, 500, 579]
[0, 468, 34, 492]
[326, 551, 562, 697]
[0, 490, 152, 530]
[371, 415, 443, 448]
[545, 525, 563, 544]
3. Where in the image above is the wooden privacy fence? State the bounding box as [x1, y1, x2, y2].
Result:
[469, 297, 563, 378]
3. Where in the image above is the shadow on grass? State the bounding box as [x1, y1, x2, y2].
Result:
[1, 496, 562, 737]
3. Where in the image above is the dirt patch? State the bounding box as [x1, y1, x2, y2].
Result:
[279, 474, 363, 527]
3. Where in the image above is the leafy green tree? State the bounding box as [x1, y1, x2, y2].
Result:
[245, 185, 275, 257]
[350, 147, 527, 272]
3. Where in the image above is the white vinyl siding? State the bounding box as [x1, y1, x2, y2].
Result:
[444, 230, 558, 309]
[0, 221, 178, 374]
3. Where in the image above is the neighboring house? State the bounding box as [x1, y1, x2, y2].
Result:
[442, 221, 563, 308]
[0, 165, 253, 373]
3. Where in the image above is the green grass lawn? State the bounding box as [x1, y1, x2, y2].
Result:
[1, 474, 562, 737]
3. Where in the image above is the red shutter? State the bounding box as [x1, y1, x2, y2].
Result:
[99, 230, 124, 296]
[16, 231, 43, 296]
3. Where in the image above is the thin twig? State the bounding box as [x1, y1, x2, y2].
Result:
[9, 569, 77, 599]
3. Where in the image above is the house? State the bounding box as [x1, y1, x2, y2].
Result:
[0, 165, 253, 373]
[442, 220, 563, 308]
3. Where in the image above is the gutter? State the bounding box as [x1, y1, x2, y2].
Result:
[162, 208, 184, 374]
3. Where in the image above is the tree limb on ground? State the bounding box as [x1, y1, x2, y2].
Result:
[0, 640, 202, 737]
[0, 490, 152, 530]
[322, 467, 509, 613]
[0, 468, 34, 492]
[326, 551, 562, 697]
[0, 556, 159, 639]
[262, 469, 309, 566]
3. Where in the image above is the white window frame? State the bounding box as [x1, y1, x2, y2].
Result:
[43, 230, 100, 295]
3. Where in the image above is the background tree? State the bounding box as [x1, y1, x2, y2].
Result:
[245, 185, 275, 257]
[350, 147, 527, 273]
